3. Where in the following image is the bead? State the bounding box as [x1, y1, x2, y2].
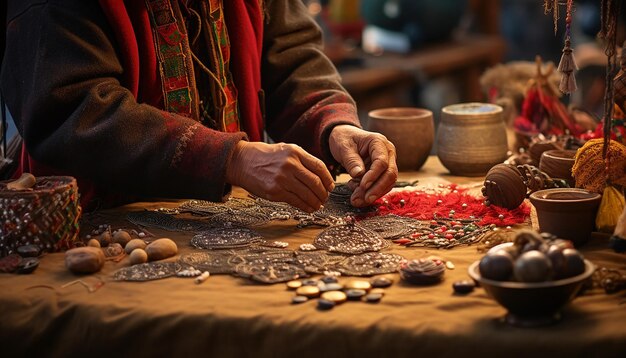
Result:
[452, 280, 475, 294]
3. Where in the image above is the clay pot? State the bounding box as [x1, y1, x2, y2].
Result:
[367, 107, 434, 171]
[437, 103, 508, 176]
[529, 188, 601, 247]
[539, 149, 576, 186]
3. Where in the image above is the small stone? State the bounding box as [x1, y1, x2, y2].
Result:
[145, 238, 178, 261]
[345, 280, 371, 291]
[321, 275, 338, 284]
[345, 289, 367, 301]
[370, 288, 385, 296]
[17, 245, 41, 258]
[371, 277, 393, 288]
[65, 247, 105, 274]
[321, 283, 344, 292]
[125, 239, 147, 254]
[292, 295, 308, 304]
[16, 257, 39, 274]
[365, 293, 383, 303]
[112, 230, 132, 246]
[98, 231, 112, 247]
[296, 285, 320, 298]
[87, 239, 101, 248]
[452, 280, 475, 294]
[302, 279, 318, 286]
[321, 290, 347, 304]
[317, 299, 336, 310]
[129, 249, 148, 265]
[138, 232, 146, 238]
[286, 280, 302, 290]
[445, 261, 455, 270]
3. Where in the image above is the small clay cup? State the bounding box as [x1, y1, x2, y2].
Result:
[367, 107, 434, 171]
[539, 149, 576, 186]
[529, 188, 601, 247]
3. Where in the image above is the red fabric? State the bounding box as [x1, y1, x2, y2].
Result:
[374, 185, 531, 227]
[514, 86, 583, 138]
[222, 0, 264, 141]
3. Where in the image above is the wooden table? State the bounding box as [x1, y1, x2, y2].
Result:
[0, 157, 624, 357]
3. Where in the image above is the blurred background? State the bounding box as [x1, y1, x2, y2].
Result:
[304, 0, 624, 128]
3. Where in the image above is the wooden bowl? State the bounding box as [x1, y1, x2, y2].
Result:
[539, 149, 576, 186]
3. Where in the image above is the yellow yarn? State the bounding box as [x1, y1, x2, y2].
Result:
[596, 186, 626, 232]
[572, 139, 626, 193]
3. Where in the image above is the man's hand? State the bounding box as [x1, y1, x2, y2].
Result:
[226, 141, 335, 212]
[328, 125, 398, 207]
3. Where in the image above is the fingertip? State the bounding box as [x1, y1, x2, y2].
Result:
[349, 166, 363, 177]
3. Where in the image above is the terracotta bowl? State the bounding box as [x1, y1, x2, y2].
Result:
[529, 188, 601, 247]
[367, 107, 434, 171]
[468, 260, 595, 327]
[539, 149, 576, 186]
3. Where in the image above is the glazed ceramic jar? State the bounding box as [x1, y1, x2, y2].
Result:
[437, 103, 508, 176]
[367, 107, 434, 171]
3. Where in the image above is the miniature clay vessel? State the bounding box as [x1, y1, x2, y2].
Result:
[539, 149, 576, 187]
[482, 164, 527, 209]
[528, 139, 563, 166]
[468, 259, 594, 327]
[367, 107, 434, 171]
[437, 103, 508, 176]
[529, 188, 601, 247]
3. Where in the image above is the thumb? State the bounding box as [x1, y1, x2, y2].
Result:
[340, 150, 366, 178]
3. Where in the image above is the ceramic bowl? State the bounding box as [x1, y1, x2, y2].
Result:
[367, 107, 434, 171]
[539, 149, 576, 186]
[468, 259, 594, 327]
[529, 188, 601, 247]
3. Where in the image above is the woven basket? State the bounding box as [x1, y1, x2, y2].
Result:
[0, 176, 81, 257]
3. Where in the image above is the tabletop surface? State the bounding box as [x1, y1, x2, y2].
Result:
[1, 157, 625, 358]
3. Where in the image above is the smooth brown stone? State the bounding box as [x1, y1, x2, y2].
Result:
[320, 290, 347, 304]
[129, 249, 148, 265]
[145, 238, 178, 261]
[98, 231, 112, 247]
[65, 247, 105, 274]
[87, 239, 101, 248]
[17, 245, 41, 258]
[112, 230, 132, 246]
[295, 285, 320, 298]
[124, 239, 147, 254]
[345, 280, 371, 291]
[286, 280, 302, 290]
[371, 277, 393, 288]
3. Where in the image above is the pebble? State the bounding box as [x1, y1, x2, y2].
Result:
[292, 295, 308, 304]
[125, 239, 147, 254]
[129, 249, 148, 265]
[16, 257, 39, 274]
[145, 238, 178, 261]
[321, 290, 347, 304]
[321, 283, 344, 292]
[98, 231, 112, 247]
[317, 299, 336, 310]
[321, 275, 339, 284]
[286, 280, 302, 290]
[138, 232, 146, 238]
[296, 285, 320, 298]
[345, 280, 371, 291]
[370, 288, 385, 296]
[371, 277, 393, 288]
[445, 261, 455, 270]
[16, 245, 41, 258]
[365, 292, 383, 303]
[452, 280, 475, 294]
[302, 279, 319, 286]
[345, 289, 367, 301]
[112, 230, 132, 246]
[65, 247, 105, 274]
[87, 239, 101, 248]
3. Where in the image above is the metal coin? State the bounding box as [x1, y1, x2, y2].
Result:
[286, 280, 302, 290]
[292, 295, 309, 304]
[296, 285, 321, 298]
[320, 290, 347, 304]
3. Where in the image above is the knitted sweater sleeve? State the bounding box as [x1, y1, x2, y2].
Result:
[0, 0, 246, 202]
[261, 0, 361, 164]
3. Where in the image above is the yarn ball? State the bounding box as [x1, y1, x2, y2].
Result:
[482, 164, 527, 209]
[572, 139, 626, 193]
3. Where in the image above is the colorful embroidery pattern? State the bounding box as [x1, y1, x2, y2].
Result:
[146, 0, 199, 120]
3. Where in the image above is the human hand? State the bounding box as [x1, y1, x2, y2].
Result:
[328, 125, 398, 207]
[226, 141, 335, 212]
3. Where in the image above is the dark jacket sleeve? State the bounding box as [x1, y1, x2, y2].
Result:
[0, 0, 246, 201]
[261, 0, 361, 163]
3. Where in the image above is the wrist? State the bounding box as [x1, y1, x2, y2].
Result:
[226, 140, 247, 186]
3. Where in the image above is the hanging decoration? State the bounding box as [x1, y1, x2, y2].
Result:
[543, 0, 578, 93]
